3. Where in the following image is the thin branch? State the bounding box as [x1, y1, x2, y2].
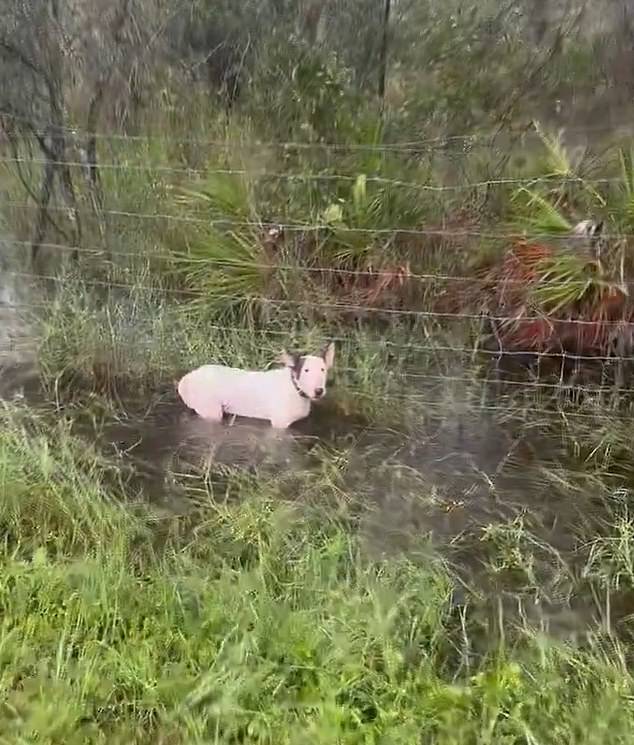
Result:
[378, 0, 391, 108]
[31, 156, 56, 262]
[0, 38, 44, 78]
[4, 130, 70, 243]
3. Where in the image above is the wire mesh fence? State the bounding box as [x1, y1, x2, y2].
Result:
[2, 123, 634, 419]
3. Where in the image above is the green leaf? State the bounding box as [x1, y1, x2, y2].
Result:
[352, 174, 367, 214]
[533, 121, 575, 177]
[511, 188, 572, 237]
[323, 203, 345, 224]
[32, 546, 48, 567]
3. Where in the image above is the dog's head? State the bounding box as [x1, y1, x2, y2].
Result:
[571, 219, 605, 256]
[280, 341, 335, 401]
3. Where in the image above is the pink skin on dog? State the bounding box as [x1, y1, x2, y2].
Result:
[178, 342, 335, 429]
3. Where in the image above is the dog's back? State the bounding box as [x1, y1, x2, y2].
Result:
[178, 364, 293, 422]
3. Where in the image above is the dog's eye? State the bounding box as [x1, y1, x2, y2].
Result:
[304, 368, 309, 373]
[321, 368, 325, 372]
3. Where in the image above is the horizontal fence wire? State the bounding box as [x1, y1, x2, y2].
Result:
[3, 201, 633, 242]
[0, 360, 623, 422]
[4, 267, 634, 329]
[2, 283, 634, 366]
[3, 237, 634, 290]
[2, 132, 634, 421]
[3, 302, 634, 419]
[0, 316, 630, 414]
[3, 109, 634, 149]
[0, 155, 622, 234]
[1, 155, 629, 189]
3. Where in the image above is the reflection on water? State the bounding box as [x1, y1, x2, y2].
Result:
[91, 389, 597, 552]
[0, 286, 618, 637]
[100, 405, 320, 483]
[73, 386, 613, 636]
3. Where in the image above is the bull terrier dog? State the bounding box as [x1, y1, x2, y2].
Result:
[177, 342, 335, 429]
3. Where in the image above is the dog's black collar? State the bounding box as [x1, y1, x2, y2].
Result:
[289, 369, 309, 399]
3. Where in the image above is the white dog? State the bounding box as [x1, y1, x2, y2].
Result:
[177, 342, 335, 429]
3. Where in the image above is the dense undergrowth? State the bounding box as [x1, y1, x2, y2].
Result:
[5, 114, 634, 742]
[2, 403, 634, 743]
[5, 4, 634, 740]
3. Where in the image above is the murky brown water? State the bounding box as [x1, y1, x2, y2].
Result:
[58, 386, 614, 634]
[0, 272, 625, 637]
[78, 388, 604, 568]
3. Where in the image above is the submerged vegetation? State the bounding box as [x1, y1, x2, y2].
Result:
[4, 0, 634, 741]
[3, 401, 634, 743]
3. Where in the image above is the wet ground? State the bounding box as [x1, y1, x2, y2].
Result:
[43, 380, 610, 632]
[0, 275, 626, 637]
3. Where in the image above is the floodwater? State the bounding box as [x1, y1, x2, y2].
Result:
[59, 380, 617, 637]
[0, 264, 626, 637]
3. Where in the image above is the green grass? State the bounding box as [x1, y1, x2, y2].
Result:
[7, 10, 634, 741]
[5, 278, 634, 743]
[7, 76, 634, 745]
[1, 402, 634, 743]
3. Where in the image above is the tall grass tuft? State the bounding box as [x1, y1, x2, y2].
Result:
[170, 172, 278, 316]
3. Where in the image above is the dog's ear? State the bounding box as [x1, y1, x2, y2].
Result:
[322, 341, 335, 369]
[278, 349, 298, 367]
[593, 220, 604, 237]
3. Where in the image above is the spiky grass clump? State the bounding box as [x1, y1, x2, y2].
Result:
[2, 403, 634, 743]
[169, 172, 280, 316]
[481, 164, 633, 357]
[510, 187, 575, 238]
[0, 404, 144, 558]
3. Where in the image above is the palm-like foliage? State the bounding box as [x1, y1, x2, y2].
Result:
[171, 173, 277, 316]
[510, 124, 605, 238]
[529, 253, 617, 315]
[532, 122, 584, 179]
[614, 148, 634, 233]
[486, 237, 631, 356]
[321, 173, 422, 266]
[505, 125, 619, 324]
[487, 131, 634, 356]
[510, 188, 573, 238]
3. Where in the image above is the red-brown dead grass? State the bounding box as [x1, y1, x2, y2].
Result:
[445, 239, 634, 358]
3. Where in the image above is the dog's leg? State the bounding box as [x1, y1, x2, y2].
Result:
[177, 369, 225, 422]
[269, 416, 291, 429]
[195, 401, 224, 422]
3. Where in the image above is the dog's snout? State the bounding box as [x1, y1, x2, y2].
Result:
[314, 387, 324, 398]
